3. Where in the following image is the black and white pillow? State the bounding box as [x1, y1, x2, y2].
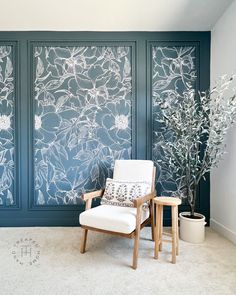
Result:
[101, 178, 152, 209]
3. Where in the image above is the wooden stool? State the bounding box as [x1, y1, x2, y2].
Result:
[154, 197, 181, 264]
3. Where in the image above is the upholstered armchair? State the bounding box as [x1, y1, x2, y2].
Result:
[79, 160, 156, 269]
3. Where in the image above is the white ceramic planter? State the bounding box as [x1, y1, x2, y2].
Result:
[179, 212, 206, 243]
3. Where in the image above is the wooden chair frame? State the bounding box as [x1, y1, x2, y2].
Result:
[80, 167, 156, 269]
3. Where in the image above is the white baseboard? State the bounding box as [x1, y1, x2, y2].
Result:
[210, 218, 236, 244]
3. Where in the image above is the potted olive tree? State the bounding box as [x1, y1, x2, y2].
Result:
[153, 75, 236, 243]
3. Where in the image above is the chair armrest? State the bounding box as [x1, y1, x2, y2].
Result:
[133, 191, 156, 208]
[82, 189, 104, 210]
[82, 189, 104, 201]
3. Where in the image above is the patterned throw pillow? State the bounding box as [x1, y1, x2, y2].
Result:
[100, 178, 152, 209]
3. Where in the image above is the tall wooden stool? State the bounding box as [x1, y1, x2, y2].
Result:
[154, 197, 181, 264]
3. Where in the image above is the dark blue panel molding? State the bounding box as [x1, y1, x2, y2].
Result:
[28, 41, 136, 210]
[148, 41, 200, 188]
[0, 41, 20, 210]
[146, 41, 200, 159]
[0, 32, 210, 226]
[147, 40, 210, 224]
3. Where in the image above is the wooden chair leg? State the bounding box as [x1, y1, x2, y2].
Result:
[80, 228, 88, 254]
[132, 231, 141, 269]
[171, 206, 177, 264]
[132, 207, 142, 269]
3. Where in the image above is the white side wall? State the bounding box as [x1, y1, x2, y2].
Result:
[211, 0, 236, 244]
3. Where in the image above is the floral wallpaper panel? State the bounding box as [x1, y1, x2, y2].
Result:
[0, 46, 15, 206]
[152, 46, 197, 196]
[34, 46, 132, 205]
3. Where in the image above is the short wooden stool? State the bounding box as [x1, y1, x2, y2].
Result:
[154, 197, 181, 264]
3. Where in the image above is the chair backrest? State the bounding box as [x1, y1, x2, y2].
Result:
[113, 160, 155, 189]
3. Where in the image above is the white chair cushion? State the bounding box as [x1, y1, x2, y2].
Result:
[79, 205, 150, 234]
[113, 160, 154, 183]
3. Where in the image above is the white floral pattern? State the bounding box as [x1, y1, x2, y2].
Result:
[152, 46, 197, 196]
[34, 46, 132, 205]
[34, 115, 42, 130]
[0, 115, 11, 130]
[0, 46, 15, 206]
[115, 115, 129, 130]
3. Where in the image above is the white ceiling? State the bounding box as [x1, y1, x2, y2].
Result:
[0, 0, 234, 31]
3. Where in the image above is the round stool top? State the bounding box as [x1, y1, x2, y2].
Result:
[154, 196, 181, 206]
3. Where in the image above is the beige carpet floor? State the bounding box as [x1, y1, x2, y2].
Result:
[0, 227, 235, 295]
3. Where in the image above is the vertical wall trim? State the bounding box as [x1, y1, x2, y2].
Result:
[0, 40, 20, 210]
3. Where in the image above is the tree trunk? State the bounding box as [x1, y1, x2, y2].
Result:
[190, 186, 197, 217]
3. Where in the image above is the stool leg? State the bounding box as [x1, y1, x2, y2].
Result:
[154, 204, 160, 259]
[154, 202, 157, 242]
[159, 205, 163, 251]
[176, 206, 179, 256]
[171, 206, 177, 264]
[150, 199, 155, 241]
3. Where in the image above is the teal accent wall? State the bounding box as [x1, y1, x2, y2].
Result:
[0, 32, 210, 226]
